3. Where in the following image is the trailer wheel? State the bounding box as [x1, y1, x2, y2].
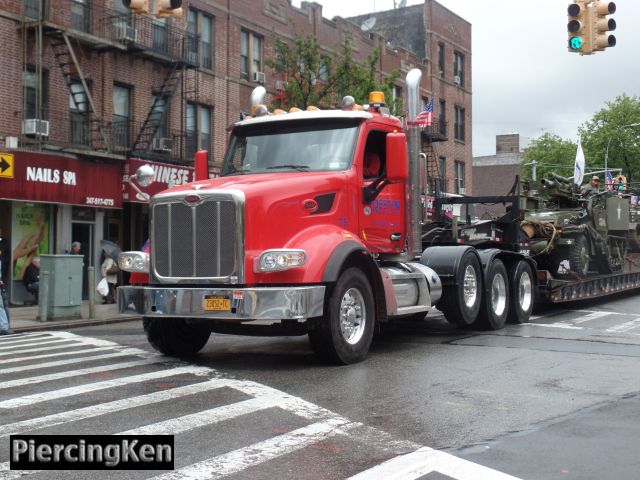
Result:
[507, 260, 534, 324]
[440, 251, 482, 327]
[143, 317, 211, 356]
[476, 259, 509, 330]
[308, 267, 374, 364]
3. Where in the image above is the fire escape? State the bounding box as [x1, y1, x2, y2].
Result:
[19, 0, 199, 163]
[421, 116, 449, 194]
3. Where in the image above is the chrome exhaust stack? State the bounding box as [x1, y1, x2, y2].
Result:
[405, 68, 424, 259]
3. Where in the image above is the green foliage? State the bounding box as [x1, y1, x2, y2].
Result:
[266, 32, 401, 113]
[521, 133, 577, 180]
[578, 94, 640, 184]
[523, 95, 640, 186]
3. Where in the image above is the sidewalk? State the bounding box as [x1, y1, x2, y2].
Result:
[7, 301, 141, 333]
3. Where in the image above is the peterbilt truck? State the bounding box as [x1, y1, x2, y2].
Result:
[118, 69, 535, 364]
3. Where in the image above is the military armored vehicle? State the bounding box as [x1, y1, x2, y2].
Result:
[522, 173, 630, 278]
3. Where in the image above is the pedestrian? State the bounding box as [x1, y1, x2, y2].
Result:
[100, 249, 118, 304]
[22, 256, 40, 300]
[0, 257, 13, 335]
[0, 227, 9, 283]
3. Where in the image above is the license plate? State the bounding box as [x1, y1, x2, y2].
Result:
[204, 296, 230, 311]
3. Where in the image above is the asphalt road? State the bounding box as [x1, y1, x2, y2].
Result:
[2, 291, 640, 479]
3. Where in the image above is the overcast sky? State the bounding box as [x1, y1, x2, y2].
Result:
[292, 0, 640, 157]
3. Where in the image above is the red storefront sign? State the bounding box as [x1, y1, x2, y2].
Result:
[0, 151, 122, 208]
[123, 159, 194, 203]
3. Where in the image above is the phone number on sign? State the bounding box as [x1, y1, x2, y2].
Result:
[85, 197, 115, 206]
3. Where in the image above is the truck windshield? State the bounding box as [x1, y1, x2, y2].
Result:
[221, 119, 359, 176]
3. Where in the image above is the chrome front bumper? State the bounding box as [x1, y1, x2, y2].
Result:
[117, 285, 325, 321]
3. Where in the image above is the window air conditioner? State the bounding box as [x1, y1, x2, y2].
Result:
[459, 187, 466, 195]
[22, 119, 49, 137]
[453, 75, 461, 85]
[115, 24, 137, 43]
[253, 71, 265, 84]
[275, 80, 287, 91]
[152, 137, 172, 152]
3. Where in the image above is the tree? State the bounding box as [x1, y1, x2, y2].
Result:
[521, 133, 577, 181]
[266, 32, 401, 113]
[578, 94, 640, 185]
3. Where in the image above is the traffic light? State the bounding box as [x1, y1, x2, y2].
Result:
[156, 0, 183, 18]
[591, 1, 616, 51]
[568, 2, 592, 54]
[122, 0, 149, 14]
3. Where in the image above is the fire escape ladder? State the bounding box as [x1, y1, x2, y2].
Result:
[50, 31, 109, 150]
[131, 63, 186, 153]
[423, 142, 441, 195]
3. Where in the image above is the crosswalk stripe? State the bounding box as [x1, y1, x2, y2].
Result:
[0, 335, 56, 346]
[572, 311, 611, 324]
[0, 349, 156, 374]
[0, 357, 166, 389]
[346, 446, 522, 480]
[606, 317, 640, 333]
[0, 342, 93, 357]
[0, 379, 229, 438]
[120, 395, 282, 436]
[0, 338, 81, 354]
[0, 365, 210, 409]
[0, 333, 49, 343]
[0, 346, 119, 365]
[149, 417, 352, 480]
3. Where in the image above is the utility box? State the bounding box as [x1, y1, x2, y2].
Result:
[40, 254, 83, 320]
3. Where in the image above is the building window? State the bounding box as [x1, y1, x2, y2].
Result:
[113, 84, 131, 151]
[151, 95, 168, 141]
[186, 103, 212, 162]
[392, 86, 402, 115]
[71, 0, 90, 33]
[454, 106, 465, 142]
[437, 42, 445, 78]
[241, 30, 262, 81]
[455, 161, 465, 194]
[454, 51, 464, 86]
[188, 8, 213, 69]
[69, 81, 89, 146]
[438, 156, 446, 191]
[23, 67, 48, 119]
[439, 99, 446, 136]
[152, 17, 169, 53]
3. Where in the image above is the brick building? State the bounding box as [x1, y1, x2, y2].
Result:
[350, 0, 472, 195]
[0, 0, 470, 304]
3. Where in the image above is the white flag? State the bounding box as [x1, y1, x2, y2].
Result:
[574, 140, 585, 186]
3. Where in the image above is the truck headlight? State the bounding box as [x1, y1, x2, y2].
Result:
[255, 249, 306, 272]
[118, 251, 150, 273]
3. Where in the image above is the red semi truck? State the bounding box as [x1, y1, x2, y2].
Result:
[118, 69, 535, 364]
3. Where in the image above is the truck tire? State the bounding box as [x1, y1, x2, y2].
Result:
[476, 259, 509, 330]
[568, 236, 590, 277]
[439, 250, 482, 327]
[308, 267, 374, 364]
[143, 317, 211, 356]
[507, 260, 534, 324]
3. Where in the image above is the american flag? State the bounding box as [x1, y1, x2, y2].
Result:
[412, 97, 434, 127]
[605, 169, 614, 190]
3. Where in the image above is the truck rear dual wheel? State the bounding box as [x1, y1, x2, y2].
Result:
[507, 260, 534, 324]
[477, 259, 509, 330]
[439, 251, 482, 327]
[308, 267, 375, 364]
[143, 317, 211, 356]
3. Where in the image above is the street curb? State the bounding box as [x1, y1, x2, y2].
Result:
[12, 316, 142, 333]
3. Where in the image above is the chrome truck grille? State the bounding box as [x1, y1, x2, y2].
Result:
[151, 192, 244, 283]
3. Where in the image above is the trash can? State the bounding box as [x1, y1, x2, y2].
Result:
[40, 254, 83, 320]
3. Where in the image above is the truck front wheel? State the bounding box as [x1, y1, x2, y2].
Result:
[143, 318, 211, 356]
[308, 268, 375, 364]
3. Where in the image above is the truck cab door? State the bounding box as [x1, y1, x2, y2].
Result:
[358, 130, 406, 254]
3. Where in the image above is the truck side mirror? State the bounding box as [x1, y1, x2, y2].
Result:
[386, 133, 408, 183]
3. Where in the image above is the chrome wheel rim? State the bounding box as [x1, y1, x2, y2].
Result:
[463, 265, 478, 308]
[491, 272, 507, 316]
[340, 288, 366, 345]
[518, 270, 533, 312]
